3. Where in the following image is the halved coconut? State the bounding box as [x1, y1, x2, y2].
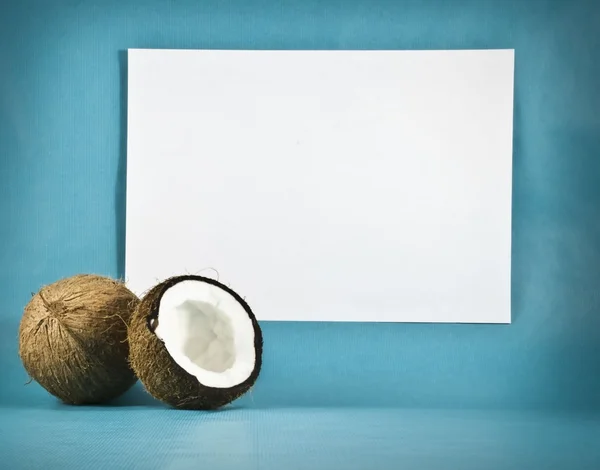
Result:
[128, 275, 262, 409]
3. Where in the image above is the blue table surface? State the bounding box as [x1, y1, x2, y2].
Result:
[1, 386, 598, 470]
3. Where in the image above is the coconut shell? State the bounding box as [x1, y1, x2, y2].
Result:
[18, 274, 139, 405]
[128, 275, 263, 410]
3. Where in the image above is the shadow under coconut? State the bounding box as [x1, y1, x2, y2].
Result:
[105, 383, 247, 412]
[104, 382, 165, 408]
[3, 379, 253, 411]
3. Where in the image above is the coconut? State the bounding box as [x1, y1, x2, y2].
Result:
[18, 274, 139, 405]
[128, 275, 263, 410]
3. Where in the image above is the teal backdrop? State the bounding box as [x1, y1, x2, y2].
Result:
[1, 0, 600, 414]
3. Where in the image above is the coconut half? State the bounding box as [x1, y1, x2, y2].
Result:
[128, 275, 262, 409]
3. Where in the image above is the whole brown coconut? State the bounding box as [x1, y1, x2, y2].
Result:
[128, 275, 263, 410]
[18, 274, 139, 405]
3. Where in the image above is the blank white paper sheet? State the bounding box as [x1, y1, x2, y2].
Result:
[126, 48, 514, 323]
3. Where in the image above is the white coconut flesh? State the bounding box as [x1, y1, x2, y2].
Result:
[154, 280, 257, 389]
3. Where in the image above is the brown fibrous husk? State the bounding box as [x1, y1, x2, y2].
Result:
[128, 275, 263, 410]
[18, 274, 139, 405]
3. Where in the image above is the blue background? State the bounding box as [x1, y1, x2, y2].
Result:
[1, 0, 599, 468]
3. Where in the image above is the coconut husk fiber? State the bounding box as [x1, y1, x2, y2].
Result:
[128, 275, 263, 410]
[18, 274, 139, 405]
